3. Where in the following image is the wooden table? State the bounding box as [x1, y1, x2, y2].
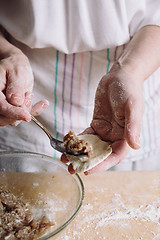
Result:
[58, 171, 160, 240]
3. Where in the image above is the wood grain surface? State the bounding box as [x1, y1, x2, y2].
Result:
[58, 171, 160, 240]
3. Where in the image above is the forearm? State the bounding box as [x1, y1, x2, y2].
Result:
[0, 28, 21, 57]
[111, 25, 160, 83]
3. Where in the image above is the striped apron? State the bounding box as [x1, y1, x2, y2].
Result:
[1, 43, 160, 170]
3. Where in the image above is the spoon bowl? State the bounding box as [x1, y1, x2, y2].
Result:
[31, 116, 88, 159]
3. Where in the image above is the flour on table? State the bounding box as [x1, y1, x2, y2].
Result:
[92, 194, 160, 228]
[60, 193, 160, 239]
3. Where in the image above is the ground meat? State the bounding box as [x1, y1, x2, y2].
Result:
[64, 130, 93, 157]
[0, 189, 54, 240]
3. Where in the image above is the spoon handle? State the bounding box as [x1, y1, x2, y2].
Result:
[31, 115, 53, 140]
[31, 116, 88, 158]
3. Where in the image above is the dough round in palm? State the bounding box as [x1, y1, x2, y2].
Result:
[66, 134, 112, 173]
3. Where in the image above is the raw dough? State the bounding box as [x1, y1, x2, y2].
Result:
[66, 134, 112, 172]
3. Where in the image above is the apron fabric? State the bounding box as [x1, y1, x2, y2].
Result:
[0, 0, 160, 170]
[0, 42, 160, 170]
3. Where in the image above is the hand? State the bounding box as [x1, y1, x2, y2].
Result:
[84, 63, 145, 174]
[86, 25, 160, 174]
[0, 42, 48, 126]
[62, 26, 160, 174]
[61, 63, 145, 174]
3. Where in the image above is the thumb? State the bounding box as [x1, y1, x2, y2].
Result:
[6, 76, 26, 106]
[125, 97, 145, 149]
[6, 69, 33, 106]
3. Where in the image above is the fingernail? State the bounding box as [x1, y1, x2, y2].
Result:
[25, 99, 32, 108]
[25, 92, 33, 98]
[10, 94, 24, 105]
[25, 93, 33, 108]
[25, 100, 32, 108]
[41, 103, 49, 109]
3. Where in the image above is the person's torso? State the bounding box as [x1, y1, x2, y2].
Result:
[0, 0, 151, 53]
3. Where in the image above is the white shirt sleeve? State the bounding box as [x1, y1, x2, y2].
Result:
[0, 0, 160, 53]
[128, 0, 160, 37]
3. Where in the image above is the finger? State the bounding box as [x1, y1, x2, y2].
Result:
[24, 92, 33, 109]
[0, 92, 31, 121]
[61, 155, 75, 174]
[91, 119, 112, 141]
[9, 92, 34, 126]
[31, 99, 49, 116]
[61, 154, 69, 163]
[0, 115, 17, 126]
[10, 120, 22, 127]
[85, 140, 129, 174]
[81, 127, 95, 135]
[125, 98, 145, 149]
[6, 66, 33, 106]
[68, 164, 76, 174]
[6, 77, 25, 106]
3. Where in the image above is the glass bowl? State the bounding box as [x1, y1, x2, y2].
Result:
[0, 151, 84, 239]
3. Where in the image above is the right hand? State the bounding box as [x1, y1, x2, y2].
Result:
[0, 44, 48, 126]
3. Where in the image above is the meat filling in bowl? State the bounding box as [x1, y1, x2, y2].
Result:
[0, 189, 54, 240]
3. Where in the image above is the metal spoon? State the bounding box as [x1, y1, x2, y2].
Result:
[31, 115, 87, 158]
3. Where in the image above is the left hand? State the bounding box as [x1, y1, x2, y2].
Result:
[61, 63, 145, 174]
[84, 63, 145, 174]
[62, 26, 160, 174]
